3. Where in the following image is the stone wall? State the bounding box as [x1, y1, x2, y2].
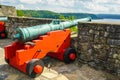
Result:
[0, 5, 17, 16]
[5, 17, 53, 38]
[77, 22, 120, 77]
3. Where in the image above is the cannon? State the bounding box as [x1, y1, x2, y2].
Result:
[4, 17, 91, 78]
[0, 17, 8, 21]
[13, 17, 91, 42]
[0, 17, 8, 38]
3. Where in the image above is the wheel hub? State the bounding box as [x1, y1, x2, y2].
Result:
[69, 53, 76, 60]
[33, 65, 43, 74]
[1, 33, 5, 37]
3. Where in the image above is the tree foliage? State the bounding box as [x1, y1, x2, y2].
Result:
[17, 10, 24, 16]
[17, 10, 99, 19]
[59, 14, 77, 32]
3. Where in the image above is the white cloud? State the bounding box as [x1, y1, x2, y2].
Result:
[76, 0, 120, 14]
[109, 0, 120, 4]
[17, 4, 25, 9]
[19, 0, 42, 4]
[1, 0, 120, 14]
[93, 0, 109, 3]
[18, 0, 120, 14]
[0, 0, 16, 3]
[46, 0, 75, 8]
[35, 7, 40, 10]
[0, 0, 3, 1]
[56, 0, 74, 7]
[38, 6, 76, 13]
[105, 4, 120, 13]
[84, 2, 109, 13]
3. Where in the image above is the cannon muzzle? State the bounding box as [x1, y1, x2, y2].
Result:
[0, 17, 8, 21]
[13, 17, 91, 42]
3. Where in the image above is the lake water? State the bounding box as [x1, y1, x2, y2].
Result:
[93, 19, 120, 24]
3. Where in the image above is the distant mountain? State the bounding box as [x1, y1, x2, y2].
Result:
[61, 13, 98, 19]
[96, 14, 120, 19]
[17, 10, 99, 19]
[17, 10, 60, 18]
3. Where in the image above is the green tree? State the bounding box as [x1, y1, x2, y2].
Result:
[17, 10, 24, 16]
[59, 15, 66, 20]
[68, 16, 78, 33]
[59, 15, 77, 33]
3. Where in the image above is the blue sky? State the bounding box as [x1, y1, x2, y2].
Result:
[0, 0, 120, 14]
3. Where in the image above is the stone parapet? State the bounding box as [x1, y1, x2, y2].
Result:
[77, 22, 120, 77]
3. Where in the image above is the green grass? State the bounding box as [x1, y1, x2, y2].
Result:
[70, 26, 78, 33]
